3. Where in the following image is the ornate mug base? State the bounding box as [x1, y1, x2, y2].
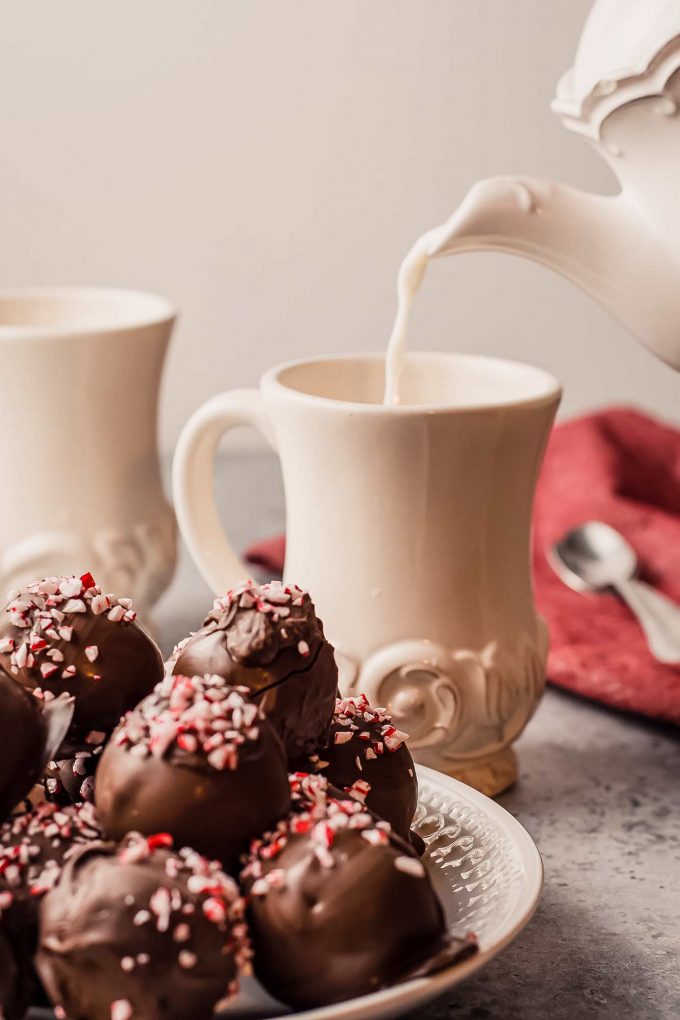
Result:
[336, 623, 548, 800]
[439, 746, 518, 798]
[0, 512, 177, 623]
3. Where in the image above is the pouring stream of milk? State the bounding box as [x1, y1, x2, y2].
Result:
[384, 213, 470, 405]
[383, 180, 536, 405]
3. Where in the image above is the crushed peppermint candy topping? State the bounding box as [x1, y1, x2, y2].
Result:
[179, 949, 198, 969]
[113, 675, 262, 771]
[0, 574, 138, 682]
[211, 579, 307, 624]
[111, 1000, 133, 1020]
[322, 694, 410, 764]
[113, 834, 251, 980]
[346, 779, 371, 803]
[289, 771, 329, 811]
[0, 801, 101, 901]
[244, 786, 392, 883]
[168, 580, 323, 678]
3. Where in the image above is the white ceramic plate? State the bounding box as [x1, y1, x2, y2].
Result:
[223, 764, 542, 1020]
[31, 766, 542, 1020]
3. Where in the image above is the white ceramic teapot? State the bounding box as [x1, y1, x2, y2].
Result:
[429, 0, 680, 370]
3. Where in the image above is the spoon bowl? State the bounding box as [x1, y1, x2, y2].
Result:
[550, 520, 638, 591]
[550, 520, 680, 665]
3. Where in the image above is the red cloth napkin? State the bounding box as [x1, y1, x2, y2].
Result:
[245, 407, 680, 725]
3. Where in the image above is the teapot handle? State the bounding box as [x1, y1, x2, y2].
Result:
[172, 389, 277, 594]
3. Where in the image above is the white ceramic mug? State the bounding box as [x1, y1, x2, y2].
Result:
[173, 352, 561, 793]
[0, 287, 177, 618]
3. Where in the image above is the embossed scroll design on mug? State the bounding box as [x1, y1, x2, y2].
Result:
[337, 621, 548, 772]
[0, 514, 176, 618]
[414, 778, 523, 943]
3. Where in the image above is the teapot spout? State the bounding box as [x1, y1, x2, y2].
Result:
[429, 176, 680, 370]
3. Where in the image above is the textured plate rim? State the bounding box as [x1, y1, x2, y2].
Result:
[248, 764, 544, 1020]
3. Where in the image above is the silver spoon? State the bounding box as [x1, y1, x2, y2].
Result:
[550, 521, 680, 665]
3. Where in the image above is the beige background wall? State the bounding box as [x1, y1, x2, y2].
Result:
[1, 0, 678, 453]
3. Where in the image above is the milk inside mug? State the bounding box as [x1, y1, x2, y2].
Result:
[173, 351, 560, 793]
[0, 287, 177, 618]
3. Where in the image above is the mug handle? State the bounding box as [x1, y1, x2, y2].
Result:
[172, 389, 276, 594]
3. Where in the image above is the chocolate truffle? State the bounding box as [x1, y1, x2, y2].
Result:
[0, 574, 164, 747]
[37, 833, 251, 1020]
[0, 801, 102, 945]
[96, 675, 291, 870]
[0, 800, 102, 900]
[172, 580, 338, 759]
[242, 789, 476, 1009]
[0, 671, 57, 823]
[306, 694, 418, 842]
[0, 801, 102, 1014]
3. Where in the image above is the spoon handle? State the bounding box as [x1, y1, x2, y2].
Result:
[615, 578, 680, 665]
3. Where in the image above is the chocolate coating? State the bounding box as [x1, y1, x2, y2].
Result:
[96, 675, 291, 871]
[0, 919, 31, 1020]
[242, 790, 476, 1009]
[173, 581, 338, 759]
[0, 672, 49, 822]
[304, 694, 418, 842]
[37, 834, 250, 1020]
[0, 575, 164, 747]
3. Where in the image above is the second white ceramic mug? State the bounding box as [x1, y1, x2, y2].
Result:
[173, 352, 561, 793]
[0, 287, 177, 619]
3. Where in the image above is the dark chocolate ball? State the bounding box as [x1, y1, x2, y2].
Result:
[0, 574, 164, 747]
[303, 694, 418, 842]
[37, 833, 251, 1020]
[95, 675, 291, 871]
[43, 742, 102, 805]
[0, 671, 50, 823]
[242, 790, 475, 1009]
[0, 800, 102, 900]
[0, 801, 102, 1014]
[172, 581, 338, 759]
[0, 800, 103, 943]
